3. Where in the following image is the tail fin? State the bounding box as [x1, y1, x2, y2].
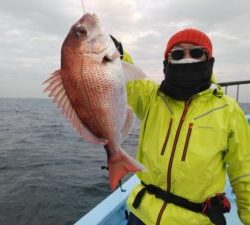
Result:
[108, 149, 145, 190]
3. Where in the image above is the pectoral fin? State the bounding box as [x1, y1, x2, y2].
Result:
[121, 61, 147, 80]
[120, 107, 135, 143]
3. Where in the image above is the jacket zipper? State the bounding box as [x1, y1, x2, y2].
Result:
[160, 118, 173, 155]
[156, 101, 190, 225]
[181, 123, 193, 161]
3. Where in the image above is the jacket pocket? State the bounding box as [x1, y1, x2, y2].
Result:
[160, 118, 173, 155]
[181, 123, 193, 161]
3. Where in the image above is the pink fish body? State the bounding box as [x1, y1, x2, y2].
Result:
[43, 13, 144, 190]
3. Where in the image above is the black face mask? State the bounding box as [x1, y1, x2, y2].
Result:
[159, 58, 215, 101]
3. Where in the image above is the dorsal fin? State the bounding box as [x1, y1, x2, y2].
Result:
[43, 70, 108, 145]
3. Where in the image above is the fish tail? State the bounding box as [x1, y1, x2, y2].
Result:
[108, 148, 145, 190]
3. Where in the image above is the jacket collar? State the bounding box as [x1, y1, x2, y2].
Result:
[157, 85, 224, 103]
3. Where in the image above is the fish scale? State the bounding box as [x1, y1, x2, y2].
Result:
[76, 62, 121, 139]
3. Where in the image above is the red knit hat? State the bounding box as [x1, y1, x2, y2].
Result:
[164, 28, 213, 59]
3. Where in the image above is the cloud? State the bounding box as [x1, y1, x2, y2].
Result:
[0, 0, 250, 99]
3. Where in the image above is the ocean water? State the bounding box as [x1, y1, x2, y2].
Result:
[0, 98, 138, 225]
[0, 98, 249, 225]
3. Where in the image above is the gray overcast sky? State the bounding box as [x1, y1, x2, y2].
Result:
[0, 0, 250, 100]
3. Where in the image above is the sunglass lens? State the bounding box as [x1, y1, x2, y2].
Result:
[170, 49, 185, 60]
[190, 48, 205, 59]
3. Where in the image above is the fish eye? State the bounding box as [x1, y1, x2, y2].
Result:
[75, 26, 87, 37]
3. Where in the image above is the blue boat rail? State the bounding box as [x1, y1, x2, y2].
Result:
[74, 176, 139, 225]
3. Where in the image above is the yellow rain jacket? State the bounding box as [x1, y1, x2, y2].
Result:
[126, 80, 250, 225]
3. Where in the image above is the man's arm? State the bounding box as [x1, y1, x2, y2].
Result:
[224, 102, 250, 225]
[126, 80, 157, 120]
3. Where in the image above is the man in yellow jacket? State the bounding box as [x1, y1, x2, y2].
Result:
[122, 29, 250, 225]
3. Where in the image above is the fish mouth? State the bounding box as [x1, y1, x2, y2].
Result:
[79, 13, 99, 26]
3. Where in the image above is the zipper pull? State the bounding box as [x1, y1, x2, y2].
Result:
[181, 101, 190, 121]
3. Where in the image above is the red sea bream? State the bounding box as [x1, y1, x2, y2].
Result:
[43, 13, 145, 190]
